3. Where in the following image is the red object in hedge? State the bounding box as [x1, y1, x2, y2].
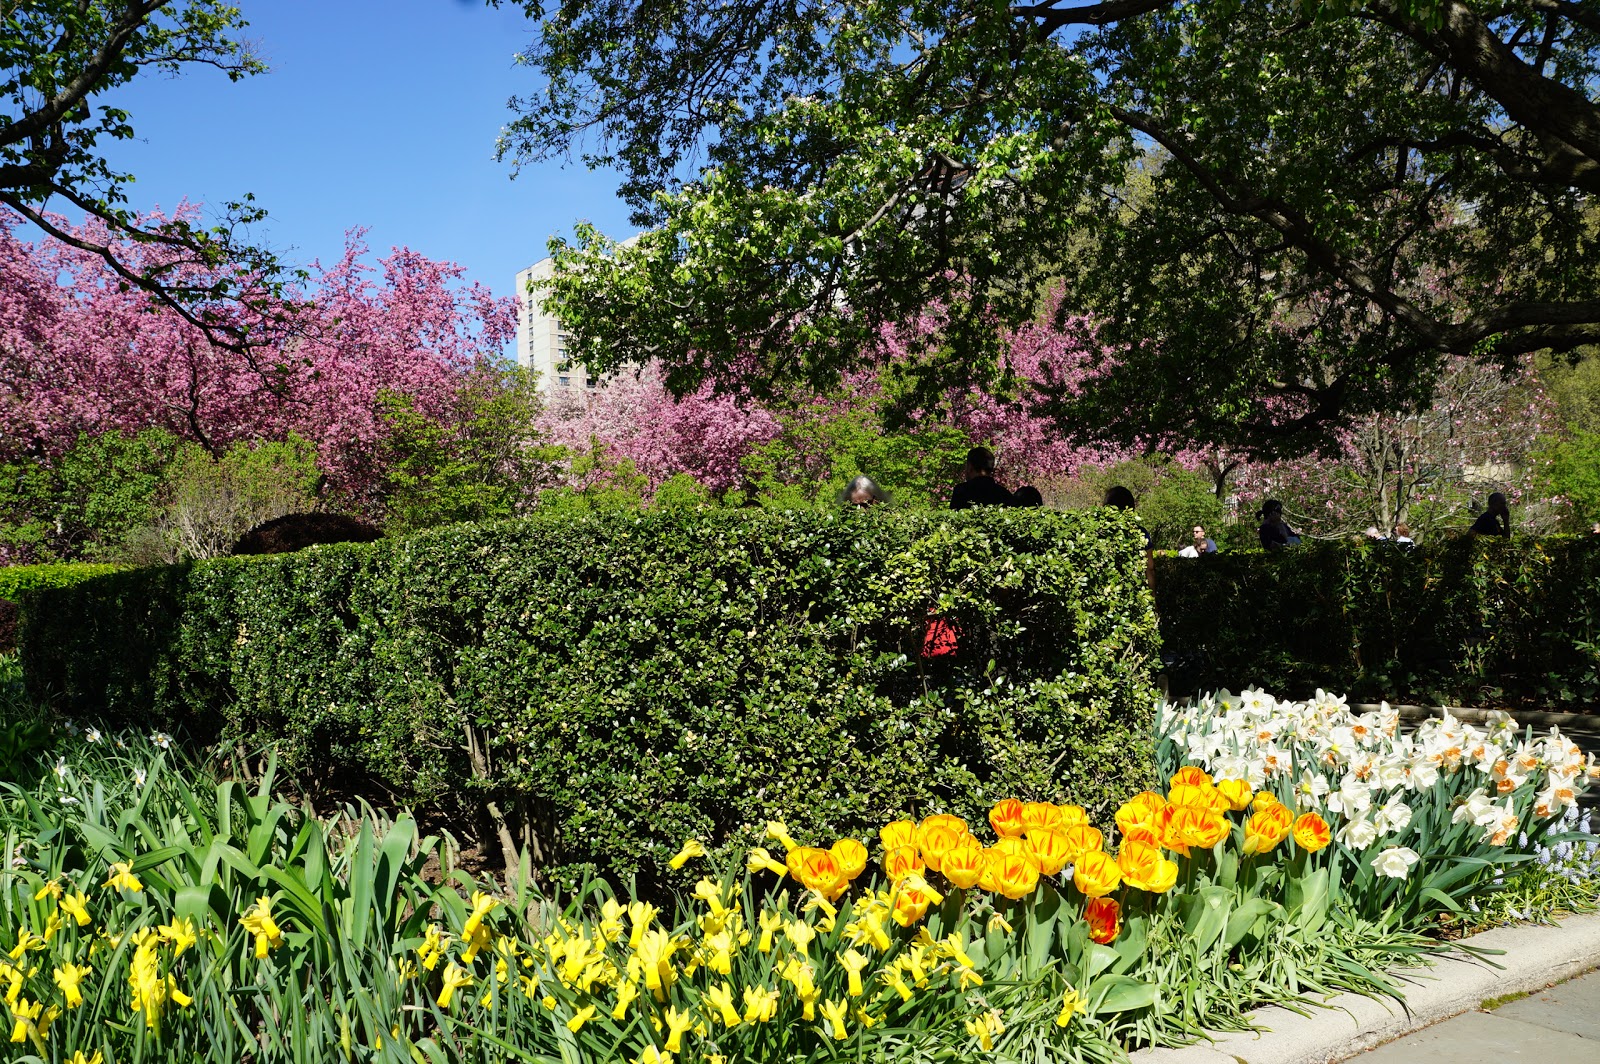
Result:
[921, 617, 960, 659]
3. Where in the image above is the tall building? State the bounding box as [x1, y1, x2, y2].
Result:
[514, 256, 589, 392]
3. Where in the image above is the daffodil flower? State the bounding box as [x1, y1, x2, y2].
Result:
[52, 963, 89, 1008]
[462, 890, 499, 940]
[416, 924, 449, 970]
[663, 1005, 694, 1051]
[742, 984, 779, 1023]
[884, 966, 914, 1002]
[784, 919, 816, 953]
[626, 901, 659, 949]
[59, 891, 91, 928]
[32, 881, 61, 902]
[239, 896, 284, 958]
[839, 949, 870, 997]
[819, 997, 850, 1040]
[436, 962, 473, 1009]
[612, 979, 639, 1019]
[1056, 987, 1087, 1027]
[68, 1051, 103, 1064]
[757, 908, 784, 953]
[102, 862, 142, 893]
[668, 839, 706, 870]
[746, 847, 789, 879]
[765, 821, 799, 852]
[566, 1004, 597, 1033]
[706, 981, 741, 1028]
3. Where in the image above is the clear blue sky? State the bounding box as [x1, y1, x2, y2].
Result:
[87, 0, 634, 301]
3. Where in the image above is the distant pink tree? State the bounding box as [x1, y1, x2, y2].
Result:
[538, 366, 781, 492]
[0, 207, 516, 497]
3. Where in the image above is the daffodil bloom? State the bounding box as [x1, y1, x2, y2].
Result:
[784, 918, 817, 953]
[668, 839, 706, 870]
[417, 924, 449, 970]
[753, 908, 784, 953]
[692, 878, 728, 917]
[941, 932, 977, 969]
[102, 862, 142, 893]
[239, 896, 284, 958]
[964, 1011, 1000, 1050]
[743, 984, 779, 1023]
[166, 976, 192, 1009]
[436, 962, 473, 1009]
[599, 897, 627, 942]
[765, 821, 798, 852]
[635, 928, 678, 1000]
[58, 891, 91, 928]
[41, 911, 61, 943]
[663, 1005, 694, 1051]
[69, 1051, 104, 1064]
[638, 1047, 674, 1064]
[33, 881, 61, 901]
[9, 995, 56, 1051]
[746, 847, 788, 879]
[128, 937, 167, 1029]
[566, 1004, 597, 1033]
[819, 997, 850, 1040]
[884, 966, 914, 1002]
[158, 916, 197, 957]
[1057, 987, 1087, 1027]
[839, 948, 870, 996]
[987, 912, 1013, 935]
[627, 901, 659, 949]
[957, 966, 984, 989]
[462, 890, 499, 940]
[704, 981, 742, 1027]
[6, 929, 42, 960]
[53, 963, 90, 1008]
[612, 979, 639, 1019]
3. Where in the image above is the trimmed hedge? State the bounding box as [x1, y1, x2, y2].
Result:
[0, 563, 124, 653]
[1155, 537, 1600, 707]
[20, 509, 1159, 890]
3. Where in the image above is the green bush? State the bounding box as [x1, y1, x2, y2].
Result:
[20, 509, 1159, 892]
[1154, 537, 1600, 706]
[0, 562, 125, 601]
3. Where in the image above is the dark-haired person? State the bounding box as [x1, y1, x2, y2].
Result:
[950, 446, 1014, 509]
[1012, 485, 1044, 508]
[1178, 525, 1217, 557]
[1257, 500, 1300, 550]
[1470, 492, 1511, 538]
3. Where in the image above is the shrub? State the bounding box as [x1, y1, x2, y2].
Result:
[21, 509, 1159, 891]
[231, 512, 384, 555]
[1154, 538, 1600, 706]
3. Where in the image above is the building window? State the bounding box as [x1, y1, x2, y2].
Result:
[558, 375, 571, 387]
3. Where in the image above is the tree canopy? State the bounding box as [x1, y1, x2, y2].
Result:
[1, 1, 292, 345]
[496, 0, 1600, 453]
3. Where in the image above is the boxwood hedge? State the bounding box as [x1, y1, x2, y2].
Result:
[1155, 536, 1600, 708]
[20, 509, 1159, 890]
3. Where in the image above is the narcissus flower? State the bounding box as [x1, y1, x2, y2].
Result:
[1056, 987, 1087, 1027]
[103, 862, 142, 893]
[742, 984, 779, 1023]
[1292, 812, 1331, 852]
[746, 846, 789, 879]
[988, 798, 1026, 838]
[1372, 846, 1421, 879]
[668, 839, 706, 870]
[52, 963, 90, 1008]
[766, 821, 799, 852]
[839, 948, 871, 996]
[463, 890, 499, 941]
[1085, 896, 1121, 943]
[706, 982, 742, 1027]
[663, 1005, 694, 1051]
[820, 997, 850, 1040]
[566, 1004, 597, 1033]
[58, 891, 91, 928]
[1072, 850, 1122, 898]
[239, 895, 284, 958]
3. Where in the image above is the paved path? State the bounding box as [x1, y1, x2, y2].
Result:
[1345, 966, 1599, 1061]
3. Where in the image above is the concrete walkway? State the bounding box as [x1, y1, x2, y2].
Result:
[1345, 966, 1599, 1062]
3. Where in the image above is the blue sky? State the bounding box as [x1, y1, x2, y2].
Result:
[86, 0, 634, 300]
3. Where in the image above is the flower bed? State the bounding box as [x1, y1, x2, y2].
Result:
[0, 689, 1595, 1063]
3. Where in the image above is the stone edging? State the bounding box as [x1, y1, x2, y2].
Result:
[1127, 911, 1600, 1064]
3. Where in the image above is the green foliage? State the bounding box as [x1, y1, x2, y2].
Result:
[21, 509, 1160, 891]
[0, 562, 125, 602]
[651, 471, 716, 510]
[0, 428, 186, 562]
[1055, 458, 1228, 551]
[534, 443, 652, 515]
[378, 364, 561, 532]
[1154, 538, 1600, 706]
[741, 405, 972, 509]
[1534, 428, 1600, 529]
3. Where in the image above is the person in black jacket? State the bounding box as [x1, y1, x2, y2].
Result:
[950, 447, 1015, 509]
[1257, 500, 1300, 550]
[1471, 492, 1511, 538]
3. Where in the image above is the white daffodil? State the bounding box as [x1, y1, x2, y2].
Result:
[1372, 846, 1420, 879]
[1337, 815, 1379, 849]
[1374, 799, 1413, 836]
[151, 732, 172, 750]
[52, 758, 69, 781]
[84, 727, 101, 744]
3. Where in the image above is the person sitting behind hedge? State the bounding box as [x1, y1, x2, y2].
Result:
[1394, 522, 1415, 547]
[1178, 524, 1217, 557]
[839, 475, 891, 507]
[1470, 492, 1511, 538]
[1012, 485, 1044, 508]
[1257, 500, 1301, 550]
[951, 446, 1015, 509]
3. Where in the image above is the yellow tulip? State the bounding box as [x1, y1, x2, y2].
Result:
[988, 798, 1026, 838]
[1025, 827, 1075, 876]
[941, 841, 987, 889]
[1292, 811, 1332, 852]
[1243, 805, 1295, 855]
[1072, 850, 1122, 898]
[879, 819, 915, 851]
[1217, 779, 1253, 812]
[830, 838, 869, 880]
[668, 839, 706, 870]
[991, 851, 1042, 900]
[1170, 765, 1213, 788]
[1020, 801, 1063, 833]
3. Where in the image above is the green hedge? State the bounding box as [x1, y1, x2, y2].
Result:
[1154, 537, 1600, 707]
[20, 509, 1159, 891]
[0, 563, 124, 602]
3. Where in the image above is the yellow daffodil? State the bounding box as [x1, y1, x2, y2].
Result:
[638, 1047, 674, 1064]
[756, 908, 784, 953]
[965, 1008, 1005, 1050]
[765, 820, 799, 852]
[635, 928, 679, 1000]
[884, 965, 914, 1002]
[41, 911, 61, 944]
[436, 962, 473, 1009]
[566, 1004, 597, 1033]
[820, 997, 850, 1040]
[599, 897, 627, 942]
[69, 1051, 104, 1064]
[33, 882, 61, 902]
[462, 890, 499, 940]
[102, 862, 142, 893]
[784, 918, 817, 953]
[1057, 987, 1087, 1027]
[7, 929, 43, 960]
[417, 924, 449, 970]
[612, 978, 639, 1019]
[742, 984, 779, 1023]
[59, 891, 91, 929]
[663, 1005, 694, 1051]
[627, 901, 659, 949]
[746, 846, 789, 879]
[957, 968, 984, 989]
[706, 981, 742, 1028]
[839, 948, 870, 997]
[988, 912, 1013, 935]
[239, 896, 283, 958]
[157, 916, 197, 957]
[52, 963, 90, 1008]
[668, 839, 706, 870]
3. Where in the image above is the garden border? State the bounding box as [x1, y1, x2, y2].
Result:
[1128, 912, 1600, 1064]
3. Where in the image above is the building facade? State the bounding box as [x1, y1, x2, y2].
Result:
[514, 256, 591, 392]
